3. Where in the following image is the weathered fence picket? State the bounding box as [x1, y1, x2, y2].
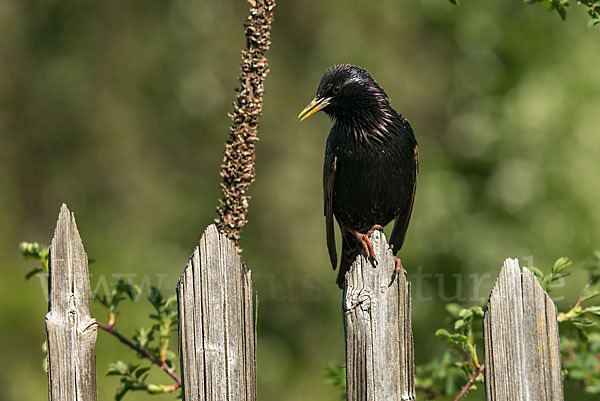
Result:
[46, 204, 97, 401]
[483, 258, 564, 401]
[343, 230, 415, 401]
[177, 224, 256, 401]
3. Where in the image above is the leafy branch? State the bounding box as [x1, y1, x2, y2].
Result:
[447, 0, 600, 26]
[425, 304, 485, 401]
[107, 361, 178, 401]
[526, 0, 600, 25]
[323, 361, 346, 399]
[557, 252, 600, 324]
[20, 242, 49, 279]
[95, 284, 181, 399]
[21, 242, 181, 400]
[530, 256, 573, 293]
[555, 252, 600, 394]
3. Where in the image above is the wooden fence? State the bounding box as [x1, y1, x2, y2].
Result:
[44, 204, 564, 401]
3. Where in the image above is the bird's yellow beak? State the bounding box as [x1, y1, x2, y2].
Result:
[298, 97, 331, 121]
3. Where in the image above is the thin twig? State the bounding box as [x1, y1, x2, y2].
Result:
[558, 285, 587, 322]
[96, 321, 181, 389]
[453, 364, 484, 401]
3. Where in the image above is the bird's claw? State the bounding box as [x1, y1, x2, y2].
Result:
[356, 231, 376, 261]
[387, 256, 407, 287]
[353, 225, 384, 262]
[366, 224, 383, 236]
[393, 256, 406, 276]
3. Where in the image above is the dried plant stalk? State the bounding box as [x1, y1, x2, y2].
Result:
[215, 0, 276, 245]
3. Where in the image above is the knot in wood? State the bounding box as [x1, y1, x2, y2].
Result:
[344, 288, 373, 312]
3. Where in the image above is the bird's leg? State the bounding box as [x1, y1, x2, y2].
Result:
[352, 224, 384, 262]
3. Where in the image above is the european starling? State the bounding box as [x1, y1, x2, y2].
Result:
[298, 64, 418, 288]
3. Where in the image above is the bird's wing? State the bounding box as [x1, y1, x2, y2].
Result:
[323, 153, 338, 270]
[389, 144, 419, 254]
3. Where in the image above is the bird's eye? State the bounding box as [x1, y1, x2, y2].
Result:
[332, 85, 341, 95]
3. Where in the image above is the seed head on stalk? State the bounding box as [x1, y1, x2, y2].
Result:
[215, 0, 276, 246]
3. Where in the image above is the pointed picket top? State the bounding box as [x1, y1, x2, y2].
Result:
[46, 204, 97, 401]
[483, 258, 563, 401]
[177, 224, 256, 401]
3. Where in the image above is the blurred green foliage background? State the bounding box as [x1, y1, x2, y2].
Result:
[1, 1, 599, 400]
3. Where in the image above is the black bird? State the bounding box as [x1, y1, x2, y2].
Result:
[298, 64, 418, 288]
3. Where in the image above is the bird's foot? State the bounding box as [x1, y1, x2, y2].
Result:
[352, 225, 384, 262]
[387, 255, 407, 287]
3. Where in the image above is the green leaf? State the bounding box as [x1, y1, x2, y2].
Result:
[114, 378, 135, 401]
[471, 306, 484, 316]
[97, 294, 110, 308]
[149, 287, 164, 312]
[127, 362, 140, 374]
[435, 328, 453, 341]
[449, 0, 459, 5]
[115, 280, 140, 302]
[458, 309, 473, 319]
[436, 329, 467, 344]
[588, 18, 600, 27]
[573, 317, 596, 328]
[584, 306, 600, 316]
[20, 242, 50, 280]
[165, 295, 178, 312]
[107, 361, 128, 376]
[20, 242, 49, 261]
[552, 272, 572, 281]
[553, 257, 572, 274]
[147, 384, 165, 394]
[530, 266, 544, 281]
[134, 327, 153, 348]
[25, 267, 45, 280]
[323, 361, 346, 397]
[445, 303, 463, 317]
[114, 385, 129, 401]
[134, 366, 151, 379]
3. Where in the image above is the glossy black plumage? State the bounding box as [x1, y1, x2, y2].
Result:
[300, 65, 418, 288]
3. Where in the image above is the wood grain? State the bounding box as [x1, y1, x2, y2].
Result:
[177, 224, 255, 401]
[343, 229, 415, 401]
[46, 204, 97, 401]
[483, 258, 564, 401]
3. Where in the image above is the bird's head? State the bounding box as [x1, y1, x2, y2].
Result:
[298, 64, 388, 122]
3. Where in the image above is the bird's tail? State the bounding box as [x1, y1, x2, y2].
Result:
[336, 231, 362, 289]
